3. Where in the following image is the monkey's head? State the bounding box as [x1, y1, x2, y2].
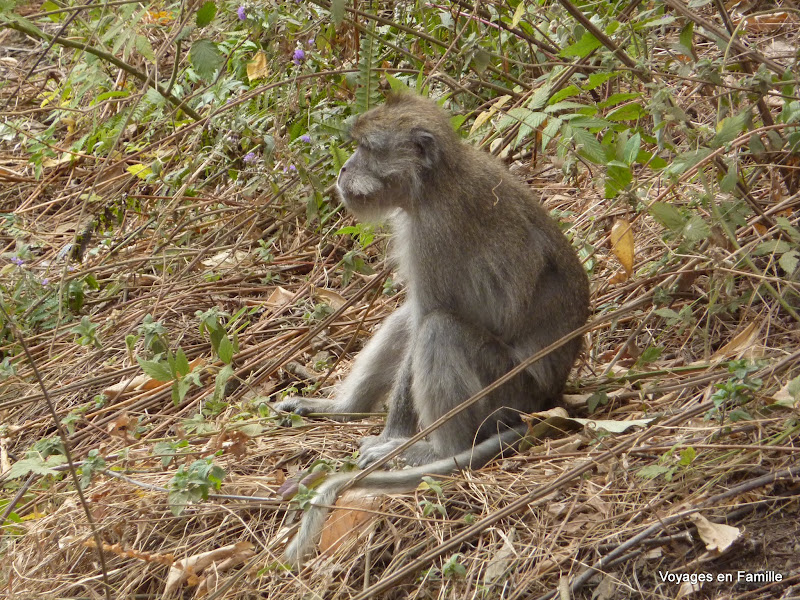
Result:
[336, 94, 459, 221]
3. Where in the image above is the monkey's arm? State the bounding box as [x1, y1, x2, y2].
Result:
[275, 304, 412, 418]
[282, 424, 527, 567]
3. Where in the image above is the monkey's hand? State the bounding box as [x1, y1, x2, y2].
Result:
[274, 396, 348, 419]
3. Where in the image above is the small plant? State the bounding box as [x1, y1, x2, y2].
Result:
[78, 450, 106, 490]
[442, 553, 467, 579]
[70, 316, 102, 348]
[706, 360, 762, 423]
[167, 458, 226, 516]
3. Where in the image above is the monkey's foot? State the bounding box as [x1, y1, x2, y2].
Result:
[357, 437, 409, 468]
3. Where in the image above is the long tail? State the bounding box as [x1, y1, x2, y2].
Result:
[283, 425, 527, 567]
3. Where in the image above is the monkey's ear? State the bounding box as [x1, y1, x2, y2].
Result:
[410, 128, 439, 169]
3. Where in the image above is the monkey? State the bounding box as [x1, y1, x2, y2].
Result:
[276, 93, 590, 565]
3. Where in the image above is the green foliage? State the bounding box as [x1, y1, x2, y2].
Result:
[78, 450, 106, 490]
[355, 23, 381, 114]
[706, 360, 763, 423]
[167, 458, 225, 516]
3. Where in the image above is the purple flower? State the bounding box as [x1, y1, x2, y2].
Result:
[41, 278, 49, 286]
[307, 37, 315, 46]
[11, 257, 24, 266]
[300, 134, 311, 143]
[237, 6, 246, 20]
[292, 48, 305, 65]
[243, 152, 258, 164]
[283, 164, 297, 173]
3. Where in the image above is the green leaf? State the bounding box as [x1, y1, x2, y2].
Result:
[561, 32, 603, 58]
[135, 34, 155, 61]
[190, 38, 224, 81]
[639, 346, 663, 364]
[754, 239, 792, 255]
[330, 0, 346, 26]
[584, 71, 619, 91]
[605, 162, 632, 198]
[218, 335, 234, 364]
[720, 159, 738, 193]
[649, 202, 685, 231]
[213, 364, 235, 403]
[779, 250, 799, 274]
[654, 307, 681, 320]
[678, 446, 696, 466]
[637, 465, 671, 480]
[682, 215, 710, 243]
[511, 2, 526, 27]
[6, 454, 67, 479]
[175, 348, 190, 376]
[622, 132, 641, 165]
[471, 49, 491, 73]
[137, 356, 173, 382]
[664, 148, 712, 178]
[776, 217, 800, 243]
[607, 103, 645, 121]
[598, 92, 641, 109]
[712, 110, 751, 148]
[677, 21, 694, 58]
[196, 1, 217, 27]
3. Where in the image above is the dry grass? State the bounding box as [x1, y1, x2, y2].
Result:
[2, 3, 800, 599]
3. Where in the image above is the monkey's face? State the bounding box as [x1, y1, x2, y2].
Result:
[337, 129, 438, 222]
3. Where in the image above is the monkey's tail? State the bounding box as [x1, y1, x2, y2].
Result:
[283, 425, 527, 567]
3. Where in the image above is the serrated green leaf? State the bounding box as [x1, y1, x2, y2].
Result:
[607, 103, 645, 121]
[137, 356, 173, 382]
[561, 32, 603, 58]
[779, 250, 799, 274]
[678, 446, 696, 465]
[471, 49, 491, 73]
[135, 34, 155, 61]
[175, 348, 190, 376]
[584, 71, 620, 91]
[331, 0, 346, 25]
[754, 239, 792, 255]
[598, 92, 641, 109]
[637, 465, 671, 480]
[649, 202, 685, 231]
[748, 133, 766, 156]
[196, 1, 217, 27]
[548, 85, 581, 105]
[190, 38, 224, 80]
[712, 110, 751, 148]
[664, 148, 712, 178]
[682, 215, 710, 243]
[6, 455, 67, 479]
[776, 217, 800, 243]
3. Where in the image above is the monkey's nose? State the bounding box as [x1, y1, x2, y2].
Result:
[341, 165, 347, 172]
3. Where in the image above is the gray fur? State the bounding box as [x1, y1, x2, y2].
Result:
[276, 94, 589, 565]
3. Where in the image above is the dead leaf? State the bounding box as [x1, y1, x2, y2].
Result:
[483, 531, 516, 583]
[771, 376, 800, 408]
[246, 51, 269, 81]
[201, 250, 249, 269]
[314, 287, 348, 310]
[675, 580, 704, 599]
[319, 491, 381, 555]
[710, 321, 761, 361]
[264, 286, 295, 308]
[164, 541, 254, 596]
[470, 95, 511, 135]
[591, 574, 616, 600]
[610, 218, 635, 278]
[688, 513, 740, 553]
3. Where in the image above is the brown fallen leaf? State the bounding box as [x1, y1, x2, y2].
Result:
[163, 541, 255, 596]
[246, 50, 269, 81]
[688, 513, 740, 553]
[610, 218, 635, 278]
[319, 490, 381, 555]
